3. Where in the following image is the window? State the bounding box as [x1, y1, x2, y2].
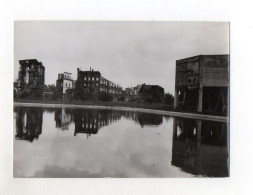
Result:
[96, 77, 99, 81]
[92, 77, 94, 81]
[84, 77, 87, 80]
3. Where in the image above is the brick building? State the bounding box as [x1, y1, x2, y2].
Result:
[75, 68, 122, 100]
[174, 55, 229, 114]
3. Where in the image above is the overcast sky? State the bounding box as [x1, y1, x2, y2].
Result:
[14, 21, 229, 94]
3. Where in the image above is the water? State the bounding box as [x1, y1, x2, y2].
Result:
[13, 106, 229, 178]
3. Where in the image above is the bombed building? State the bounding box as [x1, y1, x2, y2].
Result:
[139, 84, 164, 103]
[16, 59, 45, 97]
[74, 68, 123, 101]
[174, 55, 229, 115]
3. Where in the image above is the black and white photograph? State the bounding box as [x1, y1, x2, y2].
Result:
[13, 21, 229, 178]
[1, 0, 253, 194]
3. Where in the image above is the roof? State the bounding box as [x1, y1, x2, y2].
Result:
[19, 59, 43, 67]
[139, 84, 164, 93]
[176, 54, 229, 64]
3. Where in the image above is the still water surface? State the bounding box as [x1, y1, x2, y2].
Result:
[13, 106, 229, 178]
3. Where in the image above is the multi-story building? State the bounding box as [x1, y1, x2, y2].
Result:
[56, 72, 73, 100]
[75, 68, 122, 100]
[76, 68, 101, 94]
[174, 55, 229, 114]
[16, 59, 45, 97]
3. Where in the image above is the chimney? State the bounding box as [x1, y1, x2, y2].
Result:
[90, 67, 91, 71]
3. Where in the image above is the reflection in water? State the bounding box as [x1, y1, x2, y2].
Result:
[73, 109, 122, 136]
[54, 108, 72, 130]
[172, 118, 229, 177]
[14, 107, 43, 142]
[14, 107, 164, 139]
[13, 106, 229, 177]
[137, 113, 163, 127]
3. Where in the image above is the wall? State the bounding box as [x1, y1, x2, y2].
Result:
[201, 55, 229, 87]
[63, 79, 73, 94]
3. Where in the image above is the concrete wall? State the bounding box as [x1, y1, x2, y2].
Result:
[201, 55, 229, 87]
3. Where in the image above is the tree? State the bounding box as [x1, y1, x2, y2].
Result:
[164, 93, 174, 105]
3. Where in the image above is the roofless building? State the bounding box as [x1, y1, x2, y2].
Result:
[16, 59, 45, 97]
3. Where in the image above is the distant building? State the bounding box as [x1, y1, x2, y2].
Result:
[16, 59, 45, 97]
[125, 84, 143, 102]
[56, 72, 73, 100]
[174, 55, 229, 114]
[76, 68, 101, 94]
[124, 87, 135, 102]
[139, 84, 164, 103]
[75, 68, 122, 101]
[133, 84, 143, 97]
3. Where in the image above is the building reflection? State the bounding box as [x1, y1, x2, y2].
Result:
[73, 109, 122, 137]
[14, 107, 165, 140]
[122, 111, 163, 127]
[171, 118, 229, 177]
[14, 107, 43, 142]
[54, 108, 72, 130]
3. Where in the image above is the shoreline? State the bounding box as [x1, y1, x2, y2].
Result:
[14, 101, 229, 123]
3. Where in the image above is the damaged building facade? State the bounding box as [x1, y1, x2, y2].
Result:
[174, 55, 229, 115]
[16, 59, 45, 97]
[74, 68, 123, 101]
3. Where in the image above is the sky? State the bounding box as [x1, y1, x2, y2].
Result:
[14, 21, 229, 94]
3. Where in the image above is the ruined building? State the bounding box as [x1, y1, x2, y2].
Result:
[16, 59, 45, 97]
[139, 84, 164, 103]
[174, 55, 229, 115]
[74, 68, 123, 100]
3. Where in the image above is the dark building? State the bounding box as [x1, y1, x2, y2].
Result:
[74, 68, 122, 101]
[174, 55, 229, 114]
[171, 118, 229, 177]
[139, 84, 164, 103]
[16, 59, 45, 97]
[76, 68, 101, 94]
